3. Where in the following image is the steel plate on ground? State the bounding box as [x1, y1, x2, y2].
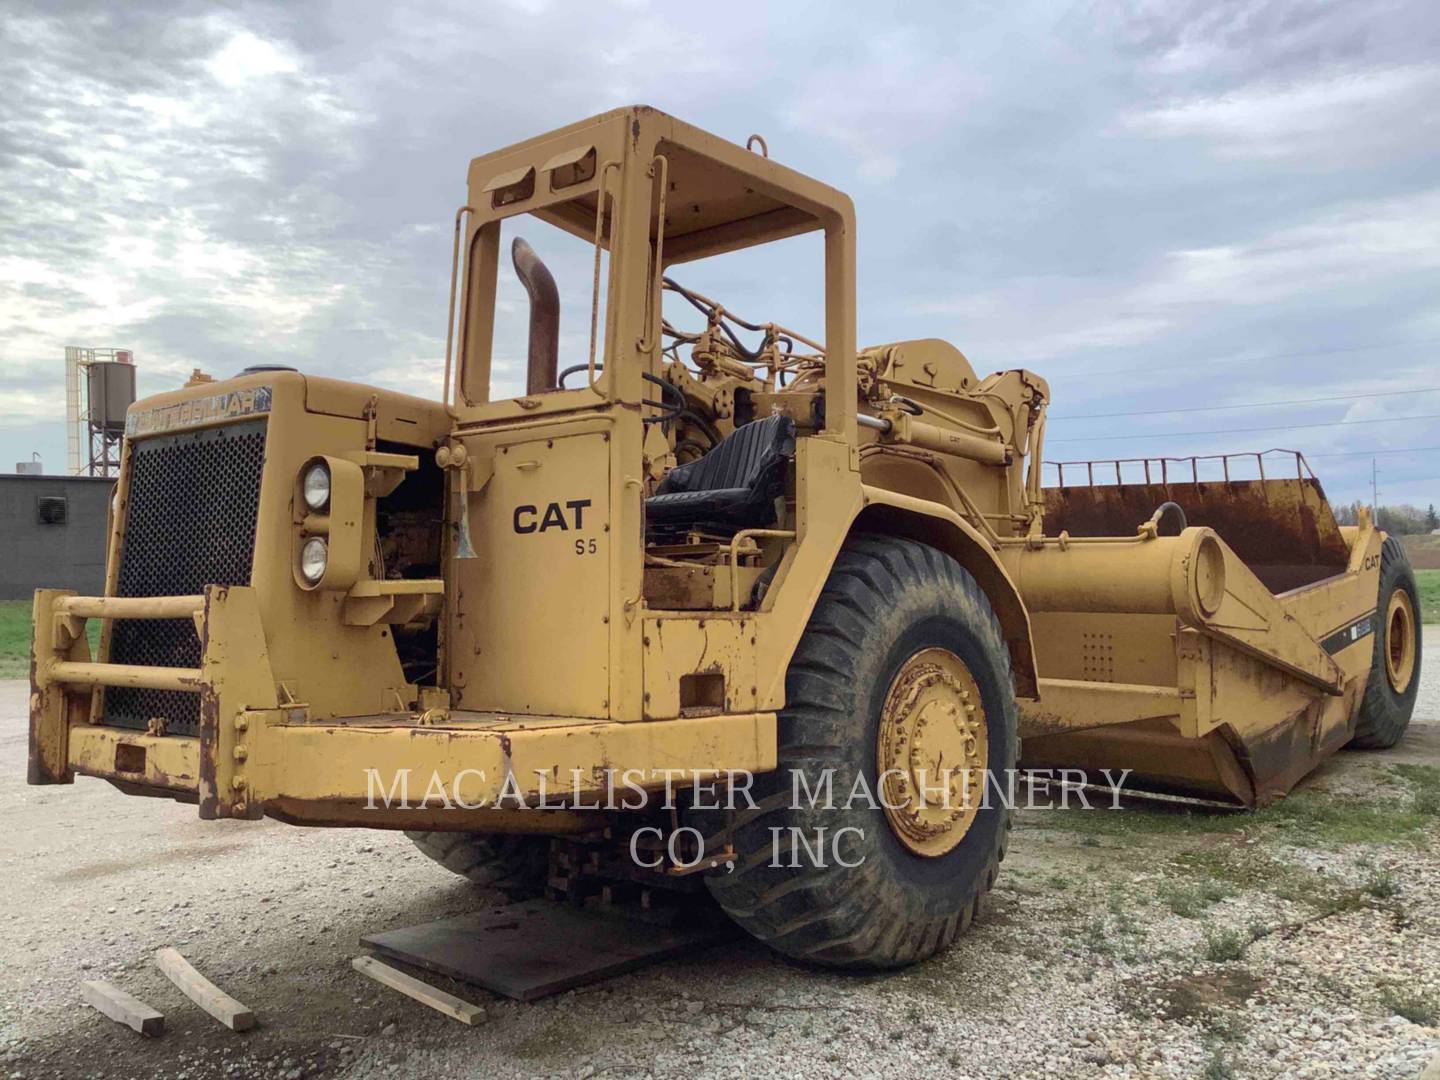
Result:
[361, 900, 735, 1001]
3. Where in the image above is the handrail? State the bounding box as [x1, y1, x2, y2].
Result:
[442, 205, 475, 409]
[1045, 448, 1318, 489]
[722, 529, 795, 610]
[587, 160, 622, 394]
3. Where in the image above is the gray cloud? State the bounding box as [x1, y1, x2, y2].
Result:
[1, 0, 1437, 507]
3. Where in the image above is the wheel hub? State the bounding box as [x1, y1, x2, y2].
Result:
[877, 647, 988, 858]
[1384, 587, 1416, 695]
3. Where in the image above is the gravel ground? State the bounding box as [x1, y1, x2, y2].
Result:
[1, 630, 1437, 1080]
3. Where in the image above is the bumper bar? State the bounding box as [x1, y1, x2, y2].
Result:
[30, 587, 777, 828]
[49, 662, 204, 692]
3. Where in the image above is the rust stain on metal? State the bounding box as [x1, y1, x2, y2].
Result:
[196, 686, 220, 820]
[1044, 477, 1348, 593]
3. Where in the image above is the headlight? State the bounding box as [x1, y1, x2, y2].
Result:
[302, 461, 331, 512]
[299, 537, 328, 584]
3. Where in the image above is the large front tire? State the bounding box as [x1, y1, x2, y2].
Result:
[1349, 537, 1423, 749]
[702, 536, 1018, 969]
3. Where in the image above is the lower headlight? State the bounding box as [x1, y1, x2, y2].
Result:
[299, 537, 328, 584]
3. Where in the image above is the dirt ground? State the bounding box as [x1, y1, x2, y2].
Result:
[1, 632, 1437, 1080]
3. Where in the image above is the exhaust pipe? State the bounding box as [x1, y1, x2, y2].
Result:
[512, 237, 559, 395]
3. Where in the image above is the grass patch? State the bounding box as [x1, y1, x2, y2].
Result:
[1262, 789, 1434, 846]
[0, 601, 99, 678]
[1038, 776, 1438, 845]
[1217, 766, 1440, 849]
[1202, 928, 1247, 963]
[1363, 869, 1401, 899]
[1171, 847, 1320, 905]
[1159, 880, 1234, 918]
[1380, 987, 1440, 1027]
[1415, 568, 1440, 621]
[1039, 801, 1249, 839]
[0, 602, 33, 679]
[1201, 1047, 1237, 1080]
[1390, 764, 1440, 816]
[1037, 765, 1439, 851]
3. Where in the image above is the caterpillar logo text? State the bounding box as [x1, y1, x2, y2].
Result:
[513, 499, 592, 534]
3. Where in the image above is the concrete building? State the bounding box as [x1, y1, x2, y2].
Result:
[0, 474, 112, 601]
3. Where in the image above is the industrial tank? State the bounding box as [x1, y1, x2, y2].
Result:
[86, 358, 137, 436]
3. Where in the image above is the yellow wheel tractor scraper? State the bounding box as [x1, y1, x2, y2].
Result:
[29, 108, 1422, 971]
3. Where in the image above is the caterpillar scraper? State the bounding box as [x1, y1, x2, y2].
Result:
[30, 107, 1422, 970]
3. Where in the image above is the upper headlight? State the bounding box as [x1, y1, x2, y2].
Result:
[302, 461, 331, 512]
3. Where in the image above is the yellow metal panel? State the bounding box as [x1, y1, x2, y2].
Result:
[62, 705, 778, 826]
[1019, 679, 1183, 737]
[752, 438, 864, 709]
[642, 617, 759, 720]
[68, 725, 199, 794]
[1026, 611, 1179, 686]
[199, 584, 281, 819]
[1174, 530, 1343, 693]
[246, 711, 778, 810]
[455, 430, 611, 717]
[29, 588, 86, 785]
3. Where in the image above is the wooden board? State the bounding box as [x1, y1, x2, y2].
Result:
[351, 956, 486, 1025]
[361, 899, 734, 1002]
[154, 947, 256, 1032]
[81, 980, 164, 1037]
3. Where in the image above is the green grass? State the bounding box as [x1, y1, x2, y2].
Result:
[1380, 987, 1440, 1027]
[0, 602, 34, 679]
[1042, 765, 1440, 849]
[1158, 880, 1234, 918]
[1417, 568, 1440, 623]
[1263, 787, 1435, 846]
[1202, 928, 1247, 963]
[1391, 764, 1440, 816]
[1362, 869, 1401, 899]
[1201, 1048, 1237, 1080]
[0, 601, 99, 679]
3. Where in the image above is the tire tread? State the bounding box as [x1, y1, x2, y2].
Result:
[703, 535, 1017, 968]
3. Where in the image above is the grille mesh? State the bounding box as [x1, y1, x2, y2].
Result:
[106, 421, 267, 734]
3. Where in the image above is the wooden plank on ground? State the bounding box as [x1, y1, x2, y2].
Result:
[153, 947, 256, 1032]
[351, 955, 486, 1025]
[80, 980, 165, 1037]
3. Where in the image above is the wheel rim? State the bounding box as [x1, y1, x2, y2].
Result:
[877, 647, 989, 858]
[1384, 588, 1416, 695]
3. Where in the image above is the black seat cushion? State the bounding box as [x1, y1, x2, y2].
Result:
[647, 415, 795, 532]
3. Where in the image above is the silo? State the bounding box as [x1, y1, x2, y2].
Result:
[86, 359, 137, 436]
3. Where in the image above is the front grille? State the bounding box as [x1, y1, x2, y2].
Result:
[106, 420, 267, 734]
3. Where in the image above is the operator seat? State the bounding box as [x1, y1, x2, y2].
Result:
[646, 414, 795, 535]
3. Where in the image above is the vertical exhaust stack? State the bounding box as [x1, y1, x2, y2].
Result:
[511, 237, 559, 395]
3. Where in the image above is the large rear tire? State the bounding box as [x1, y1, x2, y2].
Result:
[700, 536, 1018, 969]
[1349, 536, 1422, 749]
[405, 831, 549, 897]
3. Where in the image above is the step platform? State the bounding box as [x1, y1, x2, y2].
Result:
[361, 898, 736, 1002]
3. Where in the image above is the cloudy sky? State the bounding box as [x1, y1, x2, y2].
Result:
[2, 0, 1438, 509]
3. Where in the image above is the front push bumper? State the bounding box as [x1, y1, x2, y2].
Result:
[28, 587, 776, 830]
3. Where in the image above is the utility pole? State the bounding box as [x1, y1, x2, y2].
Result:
[1371, 458, 1379, 520]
